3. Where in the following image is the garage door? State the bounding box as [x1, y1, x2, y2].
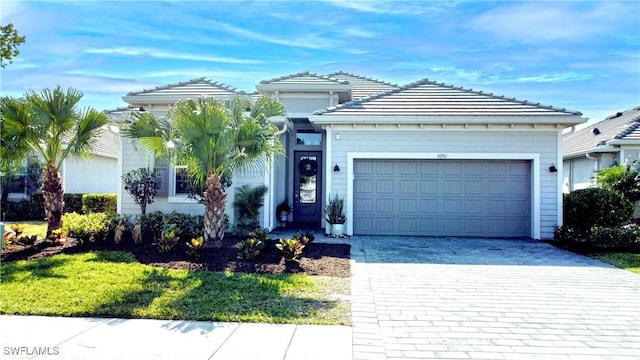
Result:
[354, 159, 531, 237]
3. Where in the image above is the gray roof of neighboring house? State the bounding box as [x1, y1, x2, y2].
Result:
[563, 106, 640, 156]
[313, 78, 583, 117]
[92, 128, 118, 158]
[327, 71, 399, 100]
[60, 126, 118, 158]
[123, 78, 243, 104]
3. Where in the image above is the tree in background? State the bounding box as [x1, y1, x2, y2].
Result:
[122, 167, 159, 215]
[123, 96, 285, 247]
[1, 86, 110, 235]
[0, 23, 26, 68]
[594, 161, 640, 203]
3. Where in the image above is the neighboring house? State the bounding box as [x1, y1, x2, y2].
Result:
[4, 126, 119, 201]
[114, 72, 585, 239]
[563, 106, 640, 192]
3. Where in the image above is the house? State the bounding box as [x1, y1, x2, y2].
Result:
[115, 72, 585, 239]
[563, 106, 640, 192]
[3, 126, 118, 201]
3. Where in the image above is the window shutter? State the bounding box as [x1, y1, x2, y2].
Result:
[155, 158, 169, 196]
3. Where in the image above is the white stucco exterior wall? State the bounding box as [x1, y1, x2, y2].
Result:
[62, 156, 118, 194]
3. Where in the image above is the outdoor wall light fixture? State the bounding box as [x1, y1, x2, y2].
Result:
[333, 163, 341, 172]
[335, 133, 341, 140]
[549, 164, 558, 173]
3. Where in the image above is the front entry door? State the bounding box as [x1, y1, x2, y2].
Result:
[293, 151, 322, 223]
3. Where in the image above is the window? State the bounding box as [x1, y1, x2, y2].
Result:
[296, 130, 322, 145]
[174, 166, 189, 195]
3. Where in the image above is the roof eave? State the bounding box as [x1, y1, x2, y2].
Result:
[607, 139, 640, 146]
[562, 146, 619, 159]
[256, 83, 352, 92]
[123, 94, 238, 105]
[310, 114, 586, 126]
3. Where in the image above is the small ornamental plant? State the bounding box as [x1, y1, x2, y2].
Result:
[249, 228, 270, 245]
[292, 231, 315, 245]
[16, 234, 37, 249]
[275, 238, 305, 262]
[324, 194, 346, 224]
[186, 236, 204, 258]
[156, 223, 180, 253]
[235, 238, 265, 260]
[47, 228, 67, 245]
[10, 224, 25, 237]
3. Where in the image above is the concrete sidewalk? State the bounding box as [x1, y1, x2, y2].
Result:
[0, 315, 352, 360]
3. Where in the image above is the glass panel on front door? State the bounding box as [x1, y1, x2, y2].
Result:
[298, 156, 318, 204]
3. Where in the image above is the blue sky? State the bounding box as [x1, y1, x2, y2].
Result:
[1, 0, 639, 124]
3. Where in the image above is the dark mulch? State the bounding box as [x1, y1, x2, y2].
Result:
[1, 235, 351, 278]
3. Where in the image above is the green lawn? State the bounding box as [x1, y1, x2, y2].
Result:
[591, 252, 640, 274]
[0, 251, 350, 325]
[4, 221, 47, 238]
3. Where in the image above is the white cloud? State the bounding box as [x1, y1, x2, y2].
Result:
[84, 47, 262, 64]
[322, 0, 457, 16]
[467, 2, 629, 43]
[207, 20, 339, 50]
[344, 27, 378, 38]
[0, 0, 24, 23]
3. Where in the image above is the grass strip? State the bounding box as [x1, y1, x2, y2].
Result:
[591, 252, 640, 274]
[0, 251, 350, 325]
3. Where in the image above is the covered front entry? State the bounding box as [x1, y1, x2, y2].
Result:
[353, 159, 531, 237]
[293, 151, 323, 223]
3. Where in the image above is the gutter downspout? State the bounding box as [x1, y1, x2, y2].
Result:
[586, 152, 599, 172]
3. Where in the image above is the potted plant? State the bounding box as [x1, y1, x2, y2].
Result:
[276, 199, 292, 227]
[324, 194, 346, 236]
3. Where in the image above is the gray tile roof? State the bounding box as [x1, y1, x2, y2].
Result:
[563, 106, 640, 155]
[313, 79, 583, 117]
[92, 127, 118, 158]
[327, 71, 399, 100]
[123, 77, 242, 104]
[259, 71, 349, 86]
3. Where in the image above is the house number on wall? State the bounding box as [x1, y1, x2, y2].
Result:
[437, 153, 448, 159]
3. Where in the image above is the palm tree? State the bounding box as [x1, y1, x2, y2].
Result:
[123, 95, 285, 247]
[1, 86, 109, 235]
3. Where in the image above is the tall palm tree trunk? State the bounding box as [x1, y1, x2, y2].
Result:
[42, 163, 64, 236]
[203, 173, 227, 248]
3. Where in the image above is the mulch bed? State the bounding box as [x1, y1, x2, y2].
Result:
[0, 235, 351, 278]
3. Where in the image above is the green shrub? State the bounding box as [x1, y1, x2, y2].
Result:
[62, 212, 109, 244]
[29, 193, 45, 218]
[235, 238, 265, 260]
[275, 238, 305, 262]
[2, 200, 32, 221]
[233, 184, 268, 235]
[82, 193, 117, 214]
[137, 211, 165, 240]
[588, 226, 640, 252]
[63, 194, 83, 214]
[63, 193, 83, 214]
[564, 188, 633, 231]
[162, 212, 203, 240]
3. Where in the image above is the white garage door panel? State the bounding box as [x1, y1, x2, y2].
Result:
[354, 159, 531, 237]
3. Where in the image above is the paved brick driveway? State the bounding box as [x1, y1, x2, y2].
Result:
[350, 236, 640, 359]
